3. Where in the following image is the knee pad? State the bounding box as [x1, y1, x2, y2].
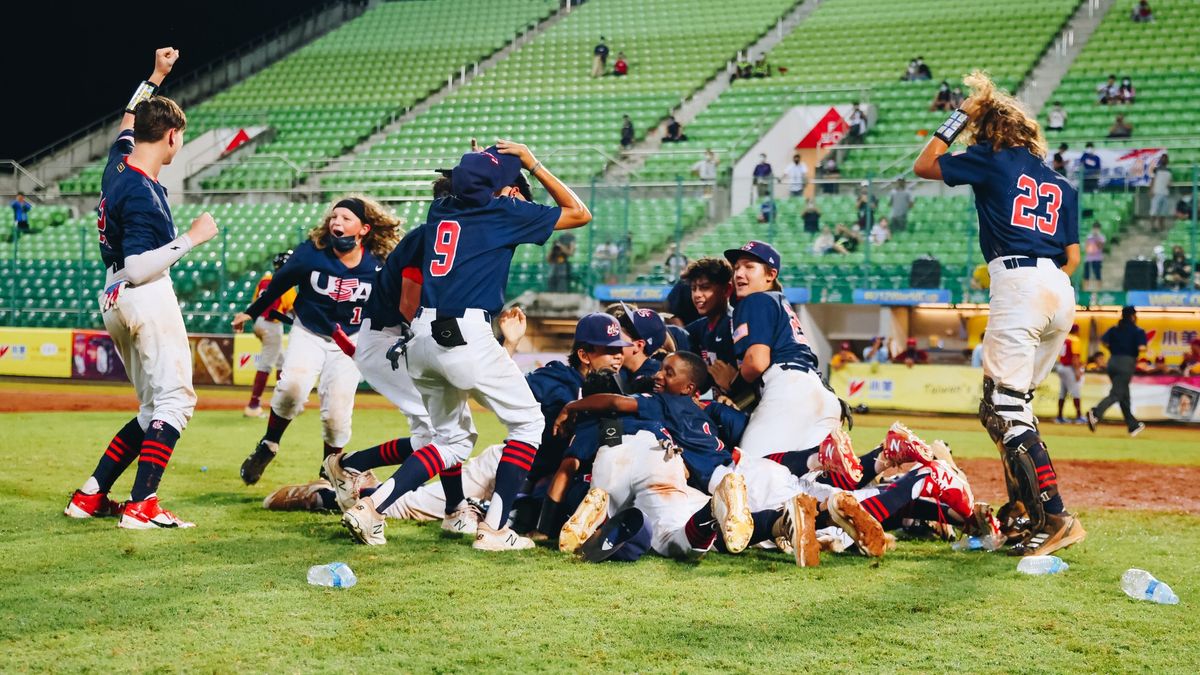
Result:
[978, 376, 1036, 443]
[1001, 430, 1055, 530]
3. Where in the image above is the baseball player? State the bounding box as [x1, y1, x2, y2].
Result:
[611, 305, 668, 393]
[340, 140, 591, 551]
[913, 71, 1085, 556]
[232, 196, 400, 484]
[64, 48, 219, 528]
[681, 258, 738, 390]
[1054, 325, 1084, 424]
[243, 250, 296, 418]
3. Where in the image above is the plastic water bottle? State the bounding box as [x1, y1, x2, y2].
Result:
[307, 562, 357, 588]
[951, 536, 983, 552]
[1121, 569, 1179, 605]
[1016, 555, 1069, 575]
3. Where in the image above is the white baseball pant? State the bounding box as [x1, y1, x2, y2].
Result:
[355, 319, 436, 449]
[381, 444, 502, 521]
[270, 321, 361, 448]
[738, 365, 841, 458]
[100, 273, 196, 432]
[253, 316, 285, 372]
[1054, 362, 1081, 399]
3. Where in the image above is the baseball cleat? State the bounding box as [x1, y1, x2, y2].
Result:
[817, 428, 864, 485]
[881, 421, 934, 467]
[816, 526, 853, 553]
[559, 487, 609, 554]
[1129, 422, 1146, 437]
[119, 497, 195, 529]
[917, 460, 975, 523]
[262, 480, 334, 511]
[474, 522, 535, 551]
[1008, 512, 1086, 557]
[712, 472, 753, 554]
[1085, 409, 1098, 432]
[784, 494, 820, 567]
[965, 501, 1005, 551]
[322, 452, 360, 511]
[240, 439, 278, 485]
[826, 492, 886, 557]
[928, 440, 964, 479]
[442, 502, 481, 536]
[243, 405, 265, 418]
[64, 490, 123, 518]
[342, 496, 386, 545]
[770, 508, 795, 556]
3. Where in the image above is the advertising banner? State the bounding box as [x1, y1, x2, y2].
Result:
[71, 330, 127, 381]
[0, 327, 72, 378]
[1062, 147, 1165, 188]
[232, 333, 288, 386]
[191, 335, 234, 385]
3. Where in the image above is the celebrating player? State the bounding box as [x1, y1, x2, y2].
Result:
[340, 140, 591, 550]
[913, 71, 1085, 556]
[243, 250, 296, 418]
[64, 47, 219, 528]
[232, 195, 400, 484]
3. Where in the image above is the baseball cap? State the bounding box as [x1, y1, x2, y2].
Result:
[618, 304, 667, 353]
[575, 313, 633, 348]
[906, 337, 917, 346]
[665, 324, 690, 352]
[579, 508, 652, 562]
[723, 240, 782, 271]
[451, 146, 523, 207]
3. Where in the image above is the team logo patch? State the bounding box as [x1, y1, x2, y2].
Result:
[732, 323, 749, 342]
[848, 380, 866, 397]
[606, 323, 620, 337]
[636, 309, 654, 319]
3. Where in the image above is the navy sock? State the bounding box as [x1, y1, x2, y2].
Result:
[858, 446, 883, 483]
[90, 417, 144, 493]
[685, 502, 717, 550]
[486, 440, 537, 529]
[372, 444, 445, 512]
[748, 509, 782, 546]
[441, 463, 464, 514]
[342, 437, 413, 473]
[1008, 430, 1065, 515]
[322, 442, 341, 458]
[858, 469, 925, 524]
[130, 420, 180, 501]
[765, 449, 817, 477]
[264, 410, 291, 444]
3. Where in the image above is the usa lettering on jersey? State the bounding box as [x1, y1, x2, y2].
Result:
[311, 272, 372, 303]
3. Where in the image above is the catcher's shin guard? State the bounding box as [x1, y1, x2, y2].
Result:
[1001, 430, 1056, 531]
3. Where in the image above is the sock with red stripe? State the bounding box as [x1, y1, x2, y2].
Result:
[765, 449, 817, 477]
[342, 437, 414, 473]
[1008, 429, 1064, 515]
[858, 469, 925, 524]
[441, 464, 465, 515]
[86, 417, 144, 494]
[264, 410, 291, 444]
[485, 440, 537, 529]
[249, 371, 269, 408]
[130, 420, 180, 501]
[369, 444, 445, 513]
[684, 502, 718, 550]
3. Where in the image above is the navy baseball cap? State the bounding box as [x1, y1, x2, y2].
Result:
[724, 240, 782, 271]
[579, 508, 653, 562]
[619, 304, 667, 354]
[575, 313, 633, 348]
[665, 324, 690, 352]
[451, 146, 523, 207]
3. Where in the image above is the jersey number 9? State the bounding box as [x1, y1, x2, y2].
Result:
[430, 220, 461, 277]
[1011, 174, 1062, 236]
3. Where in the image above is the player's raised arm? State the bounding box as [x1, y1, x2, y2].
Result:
[913, 96, 980, 181]
[120, 48, 179, 132]
[496, 139, 591, 230]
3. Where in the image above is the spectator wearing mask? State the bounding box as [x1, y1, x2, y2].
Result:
[855, 184, 877, 229]
[10, 192, 31, 234]
[663, 116, 687, 143]
[1131, 1, 1153, 23]
[862, 336, 889, 364]
[1047, 101, 1068, 132]
[930, 81, 954, 112]
[784, 154, 808, 198]
[1080, 143, 1102, 191]
[1163, 246, 1192, 290]
[889, 179, 912, 231]
[914, 56, 931, 80]
[818, 155, 840, 194]
[1118, 77, 1135, 104]
[901, 59, 919, 82]
[1087, 306, 1148, 436]
[869, 217, 891, 246]
[1083, 222, 1105, 286]
[613, 52, 628, 77]
[801, 198, 821, 233]
[620, 115, 634, 149]
[752, 154, 773, 198]
[1176, 195, 1193, 221]
[1097, 74, 1119, 104]
[1150, 156, 1173, 231]
[691, 149, 719, 183]
[1108, 114, 1133, 138]
[846, 104, 868, 145]
[891, 337, 929, 367]
[592, 37, 609, 78]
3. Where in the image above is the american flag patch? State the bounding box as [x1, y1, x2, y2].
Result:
[733, 323, 749, 342]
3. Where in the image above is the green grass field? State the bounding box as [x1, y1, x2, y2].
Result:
[2, 401, 1198, 672]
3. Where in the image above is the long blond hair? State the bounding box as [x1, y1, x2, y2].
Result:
[308, 193, 403, 260]
[960, 70, 1047, 158]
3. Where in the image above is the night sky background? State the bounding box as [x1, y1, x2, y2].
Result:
[1, 0, 328, 160]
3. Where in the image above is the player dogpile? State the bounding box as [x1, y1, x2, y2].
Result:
[64, 49, 1087, 566]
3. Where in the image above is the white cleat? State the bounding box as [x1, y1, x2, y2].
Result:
[118, 497, 195, 529]
[342, 496, 386, 545]
[473, 522, 535, 551]
[243, 405, 265, 418]
[322, 452, 359, 512]
[442, 502, 481, 536]
[712, 472, 753, 554]
[559, 487, 609, 554]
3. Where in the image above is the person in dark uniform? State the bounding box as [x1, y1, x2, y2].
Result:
[1087, 306, 1148, 436]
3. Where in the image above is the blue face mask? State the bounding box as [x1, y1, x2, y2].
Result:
[330, 233, 358, 252]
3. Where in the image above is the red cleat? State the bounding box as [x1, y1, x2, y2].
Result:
[881, 421, 935, 467]
[918, 460, 975, 523]
[119, 497, 195, 529]
[64, 490, 123, 519]
[817, 428, 864, 485]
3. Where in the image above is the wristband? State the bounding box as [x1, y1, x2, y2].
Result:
[125, 80, 159, 115]
[934, 108, 969, 145]
[528, 161, 543, 175]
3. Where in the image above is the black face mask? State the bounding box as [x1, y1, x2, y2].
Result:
[330, 233, 359, 252]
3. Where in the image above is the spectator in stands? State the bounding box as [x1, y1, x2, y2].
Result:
[1052, 142, 1069, 175]
[1081, 143, 1101, 191]
[620, 115, 635, 149]
[930, 81, 954, 112]
[802, 198, 821, 233]
[855, 183, 877, 229]
[1150, 156, 1173, 231]
[1153, 244, 1167, 279]
[1097, 74, 1119, 104]
[1181, 338, 1200, 376]
[835, 223, 862, 253]
[619, 232, 633, 259]
[846, 104, 868, 145]
[784, 153, 808, 198]
[914, 57, 931, 80]
[1118, 77, 1136, 104]
[1163, 245, 1192, 290]
[613, 52, 628, 77]
[1089, 306, 1148, 436]
[1131, 0, 1154, 23]
[818, 155, 840, 194]
[1108, 114, 1133, 138]
[691, 149, 719, 185]
[592, 37, 609, 78]
[546, 234, 575, 292]
[752, 154, 773, 198]
[862, 336, 889, 364]
[664, 243, 689, 280]
[1047, 101, 1068, 132]
[10, 192, 31, 234]
[1177, 194, 1194, 221]
[757, 198, 777, 224]
[971, 262, 991, 290]
[1084, 222, 1105, 286]
[663, 115, 687, 143]
[831, 342, 859, 370]
[901, 59, 919, 81]
[892, 337, 929, 367]
[752, 57, 772, 79]
[732, 57, 753, 82]
[594, 239, 619, 281]
[888, 178, 912, 232]
[870, 216, 891, 246]
[950, 86, 965, 108]
[812, 226, 845, 255]
[971, 332, 985, 368]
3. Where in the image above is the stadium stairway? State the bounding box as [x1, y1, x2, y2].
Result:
[1018, 0, 1118, 114]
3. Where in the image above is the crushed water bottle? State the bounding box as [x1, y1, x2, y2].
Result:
[951, 536, 983, 552]
[307, 562, 357, 588]
[1121, 569, 1179, 605]
[1016, 555, 1068, 575]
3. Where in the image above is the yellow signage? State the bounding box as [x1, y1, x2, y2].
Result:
[0, 327, 73, 378]
[233, 333, 288, 386]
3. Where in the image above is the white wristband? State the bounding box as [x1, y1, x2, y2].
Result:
[125, 80, 159, 115]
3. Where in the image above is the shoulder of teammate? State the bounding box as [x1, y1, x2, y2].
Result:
[108, 129, 135, 166]
[389, 224, 426, 270]
[731, 292, 778, 349]
[496, 197, 562, 247]
[937, 142, 993, 187]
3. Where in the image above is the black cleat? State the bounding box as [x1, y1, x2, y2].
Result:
[240, 439, 278, 485]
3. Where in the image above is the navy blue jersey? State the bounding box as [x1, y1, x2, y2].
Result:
[97, 129, 177, 272]
[244, 240, 380, 338]
[731, 291, 819, 373]
[686, 309, 736, 368]
[620, 357, 662, 394]
[414, 196, 560, 315]
[525, 360, 584, 481]
[365, 226, 424, 329]
[939, 143, 1079, 265]
[564, 414, 665, 470]
[635, 392, 731, 491]
[702, 400, 748, 448]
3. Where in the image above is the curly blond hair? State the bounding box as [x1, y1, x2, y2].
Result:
[960, 70, 1047, 158]
[308, 193, 403, 260]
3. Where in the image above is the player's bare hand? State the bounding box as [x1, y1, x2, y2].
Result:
[231, 312, 252, 331]
[552, 406, 576, 437]
[154, 48, 180, 77]
[495, 139, 537, 169]
[498, 307, 527, 345]
[708, 360, 738, 391]
[188, 212, 218, 246]
[716, 395, 739, 409]
[470, 137, 482, 152]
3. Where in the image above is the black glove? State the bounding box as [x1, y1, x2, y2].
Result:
[386, 323, 416, 371]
